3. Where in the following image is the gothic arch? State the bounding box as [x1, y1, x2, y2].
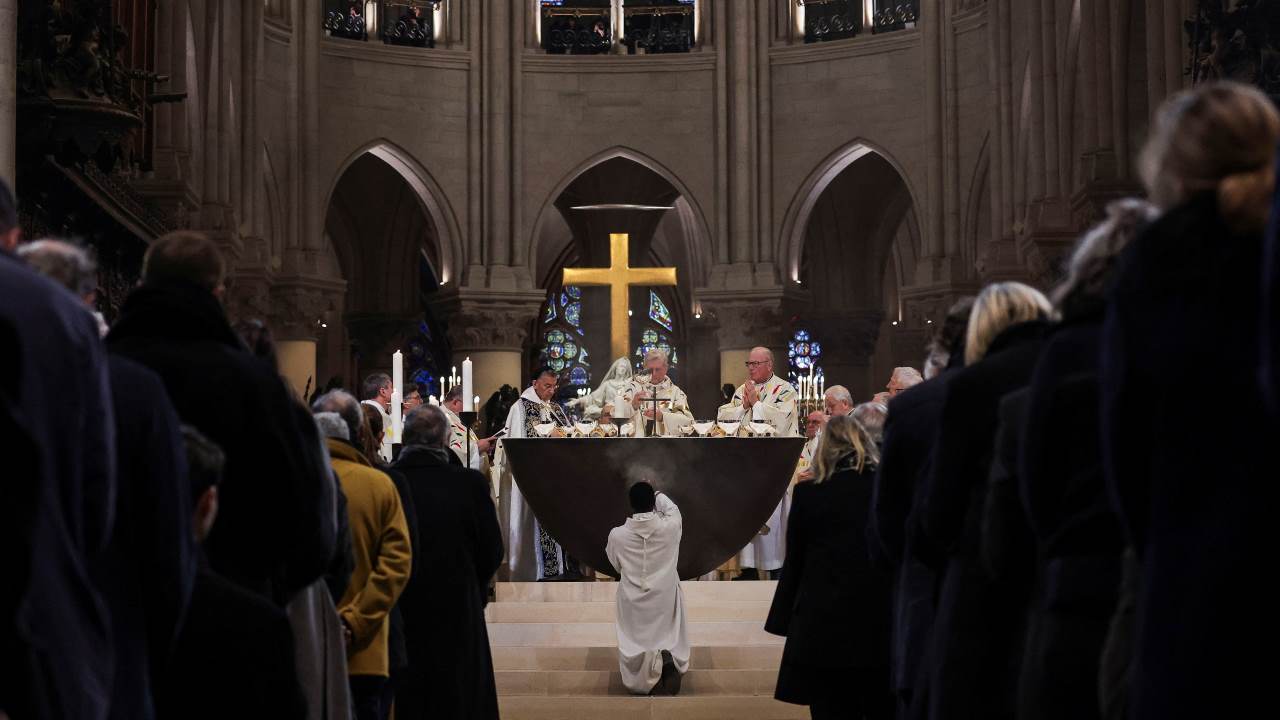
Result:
[962, 133, 991, 275]
[526, 146, 714, 288]
[778, 138, 923, 284]
[323, 139, 462, 285]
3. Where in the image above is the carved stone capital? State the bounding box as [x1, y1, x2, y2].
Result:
[223, 271, 274, 329]
[269, 277, 347, 341]
[806, 310, 885, 364]
[430, 288, 546, 352]
[698, 285, 804, 352]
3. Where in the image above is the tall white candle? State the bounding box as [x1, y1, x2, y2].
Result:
[462, 357, 474, 411]
[391, 350, 404, 443]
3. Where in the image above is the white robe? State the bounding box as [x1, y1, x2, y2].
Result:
[605, 492, 689, 694]
[620, 375, 694, 437]
[495, 387, 571, 581]
[718, 375, 799, 571]
[443, 406, 482, 470]
[361, 399, 394, 462]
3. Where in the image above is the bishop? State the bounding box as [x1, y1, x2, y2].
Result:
[621, 349, 694, 438]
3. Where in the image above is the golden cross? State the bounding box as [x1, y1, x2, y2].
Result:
[562, 233, 678, 363]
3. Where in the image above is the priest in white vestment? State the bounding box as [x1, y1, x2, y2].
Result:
[442, 387, 492, 470]
[621, 348, 694, 438]
[360, 372, 395, 461]
[494, 368, 574, 581]
[717, 347, 799, 579]
[606, 483, 689, 695]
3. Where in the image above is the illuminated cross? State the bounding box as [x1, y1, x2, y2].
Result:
[562, 232, 678, 363]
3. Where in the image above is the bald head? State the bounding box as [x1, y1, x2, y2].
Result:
[824, 385, 854, 417]
[746, 347, 775, 383]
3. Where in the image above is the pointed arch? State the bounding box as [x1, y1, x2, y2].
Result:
[777, 138, 923, 283]
[526, 145, 714, 288]
[324, 139, 462, 285]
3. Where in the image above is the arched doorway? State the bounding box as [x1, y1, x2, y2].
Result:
[785, 144, 922, 401]
[321, 145, 456, 399]
[529, 152, 719, 412]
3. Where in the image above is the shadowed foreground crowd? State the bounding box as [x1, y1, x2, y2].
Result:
[2, 80, 1280, 720]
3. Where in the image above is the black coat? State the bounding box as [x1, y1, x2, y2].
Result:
[97, 356, 198, 720]
[107, 281, 335, 603]
[767, 462, 893, 705]
[1101, 194, 1273, 719]
[391, 446, 503, 720]
[1263, 150, 1280, 414]
[872, 370, 956, 697]
[0, 253, 116, 720]
[155, 566, 306, 720]
[919, 320, 1047, 720]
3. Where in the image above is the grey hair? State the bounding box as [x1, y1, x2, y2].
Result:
[312, 390, 363, 445]
[404, 404, 451, 449]
[444, 386, 463, 404]
[643, 347, 669, 366]
[18, 239, 98, 298]
[852, 402, 889, 445]
[313, 412, 350, 442]
[1052, 199, 1158, 311]
[750, 347, 775, 364]
[824, 385, 854, 410]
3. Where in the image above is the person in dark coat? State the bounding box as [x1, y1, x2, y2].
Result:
[1011, 201, 1155, 720]
[107, 231, 335, 604]
[872, 296, 972, 719]
[1101, 82, 1280, 720]
[1263, 149, 1280, 416]
[392, 404, 503, 720]
[19, 237, 201, 720]
[767, 415, 894, 720]
[917, 282, 1051, 720]
[156, 426, 306, 720]
[0, 182, 118, 720]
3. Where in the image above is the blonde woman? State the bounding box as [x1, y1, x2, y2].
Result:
[1101, 81, 1280, 720]
[916, 280, 1051, 720]
[765, 416, 893, 719]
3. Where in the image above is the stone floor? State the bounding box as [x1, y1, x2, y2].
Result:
[486, 581, 807, 719]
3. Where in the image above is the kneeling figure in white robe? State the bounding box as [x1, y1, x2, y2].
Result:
[606, 485, 689, 695]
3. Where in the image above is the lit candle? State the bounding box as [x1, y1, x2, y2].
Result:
[473, 395, 480, 410]
[391, 350, 404, 444]
[462, 357, 474, 411]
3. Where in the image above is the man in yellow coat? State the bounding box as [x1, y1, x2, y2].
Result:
[313, 391, 412, 720]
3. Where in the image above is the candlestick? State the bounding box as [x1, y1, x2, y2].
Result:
[391, 349, 404, 445]
[462, 358, 474, 411]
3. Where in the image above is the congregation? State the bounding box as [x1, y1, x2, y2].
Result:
[1, 76, 1278, 720]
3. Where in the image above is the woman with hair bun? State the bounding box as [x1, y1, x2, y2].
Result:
[1101, 80, 1280, 720]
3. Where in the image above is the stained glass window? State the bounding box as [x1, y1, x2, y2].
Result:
[538, 285, 592, 388]
[648, 290, 673, 331]
[634, 294, 679, 371]
[789, 328, 824, 381]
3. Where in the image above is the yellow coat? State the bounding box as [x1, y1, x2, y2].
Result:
[326, 438, 412, 677]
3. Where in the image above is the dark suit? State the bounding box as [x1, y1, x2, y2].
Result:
[873, 370, 957, 717]
[97, 356, 198, 720]
[767, 462, 894, 719]
[919, 320, 1047, 720]
[155, 565, 306, 720]
[0, 252, 116, 720]
[392, 446, 503, 720]
[1016, 316, 1123, 720]
[108, 280, 334, 604]
[1101, 194, 1272, 719]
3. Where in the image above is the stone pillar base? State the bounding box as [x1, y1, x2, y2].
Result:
[278, 339, 317, 401]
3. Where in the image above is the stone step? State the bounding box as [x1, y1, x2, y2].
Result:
[495, 581, 779, 604]
[498, 695, 808, 720]
[488, 621, 782, 648]
[486, 601, 771, 624]
[496, 669, 779, 697]
[491, 645, 785, 672]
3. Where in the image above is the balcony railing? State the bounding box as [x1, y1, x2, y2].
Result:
[799, 0, 917, 44]
[540, 1, 695, 55]
[323, 1, 442, 49]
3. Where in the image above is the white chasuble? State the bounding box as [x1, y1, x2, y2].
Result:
[717, 375, 799, 571]
[621, 375, 694, 438]
[495, 387, 572, 581]
[716, 374, 800, 437]
[443, 406, 481, 470]
[606, 493, 690, 694]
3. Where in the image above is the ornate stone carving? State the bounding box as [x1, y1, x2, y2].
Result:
[270, 282, 343, 341]
[705, 302, 787, 352]
[429, 289, 546, 352]
[806, 310, 884, 364]
[223, 273, 273, 328]
[1187, 0, 1280, 97]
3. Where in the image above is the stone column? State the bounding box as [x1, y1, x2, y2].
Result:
[704, 297, 788, 390]
[1, 0, 16, 188]
[433, 290, 545, 402]
[807, 311, 883, 402]
[268, 279, 346, 400]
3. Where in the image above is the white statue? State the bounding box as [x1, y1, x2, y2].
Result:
[568, 357, 634, 420]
